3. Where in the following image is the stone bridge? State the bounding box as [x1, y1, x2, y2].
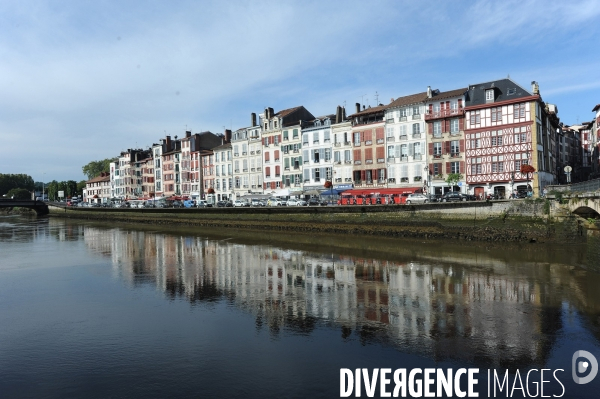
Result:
[0, 199, 49, 216]
[549, 193, 600, 218]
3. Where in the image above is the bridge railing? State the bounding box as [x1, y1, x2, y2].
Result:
[546, 178, 600, 193]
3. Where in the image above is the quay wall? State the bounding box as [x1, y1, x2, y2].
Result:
[47, 200, 586, 243]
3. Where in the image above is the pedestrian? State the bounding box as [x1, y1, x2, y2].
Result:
[542, 187, 548, 198]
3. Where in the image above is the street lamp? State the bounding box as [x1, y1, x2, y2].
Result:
[423, 165, 429, 196]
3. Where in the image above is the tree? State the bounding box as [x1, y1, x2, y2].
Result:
[77, 181, 87, 196]
[82, 158, 115, 179]
[0, 173, 35, 196]
[6, 188, 31, 200]
[47, 180, 59, 201]
[445, 173, 463, 191]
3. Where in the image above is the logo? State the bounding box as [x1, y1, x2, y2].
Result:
[572, 350, 598, 384]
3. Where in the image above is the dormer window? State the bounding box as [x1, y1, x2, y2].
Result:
[315, 120, 321, 127]
[507, 88, 516, 96]
[324, 119, 330, 126]
[485, 89, 494, 102]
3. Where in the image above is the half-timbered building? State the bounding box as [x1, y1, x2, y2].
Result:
[464, 79, 553, 198]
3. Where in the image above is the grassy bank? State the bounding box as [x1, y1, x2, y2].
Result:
[48, 204, 570, 243]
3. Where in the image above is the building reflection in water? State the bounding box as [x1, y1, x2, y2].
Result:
[78, 222, 600, 370]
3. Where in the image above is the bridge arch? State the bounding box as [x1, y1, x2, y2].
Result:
[571, 206, 600, 219]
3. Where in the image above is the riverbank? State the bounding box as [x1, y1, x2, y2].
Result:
[47, 201, 586, 243]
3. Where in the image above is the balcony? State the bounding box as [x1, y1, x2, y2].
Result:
[294, 183, 300, 187]
[314, 159, 320, 163]
[235, 169, 240, 173]
[400, 156, 408, 162]
[257, 167, 262, 171]
[413, 154, 422, 161]
[353, 142, 361, 147]
[344, 141, 351, 145]
[433, 154, 442, 159]
[388, 178, 396, 183]
[433, 133, 442, 138]
[399, 135, 407, 140]
[400, 116, 407, 121]
[386, 118, 395, 123]
[344, 160, 352, 164]
[345, 178, 352, 182]
[412, 114, 421, 120]
[243, 168, 248, 172]
[250, 151, 255, 155]
[365, 140, 372, 145]
[334, 142, 341, 147]
[386, 136, 394, 142]
[424, 107, 465, 121]
[242, 152, 247, 155]
[412, 133, 421, 139]
[234, 153, 239, 157]
[365, 159, 373, 164]
[377, 158, 385, 163]
[354, 160, 362, 165]
[251, 168, 255, 172]
[388, 157, 395, 163]
[450, 152, 460, 158]
[376, 138, 384, 144]
[303, 141, 309, 146]
[284, 167, 290, 171]
[313, 140, 319, 144]
[293, 165, 300, 170]
[335, 178, 342, 182]
[293, 149, 299, 153]
[256, 150, 261, 154]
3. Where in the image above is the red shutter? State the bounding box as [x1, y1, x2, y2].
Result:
[365, 131, 372, 142]
[445, 120, 450, 133]
[446, 101, 450, 111]
[274, 150, 279, 160]
[365, 148, 372, 160]
[446, 162, 451, 174]
[265, 166, 270, 176]
[428, 104, 433, 114]
[428, 163, 434, 175]
[265, 152, 270, 161]
[354, 149, 361, 160]
[459, 118, 464, 131]
[460, 161, 465, 174]
[445, 141, 451, 154]
[428, 143, 434, 156]
[270, 182, 275, 189]
[275, 165, 280, 175]
[376, 147, 384, 159]
[361, 170, 366, 181]
[459, 139, 465, 153]
[428, 123, 432, 134]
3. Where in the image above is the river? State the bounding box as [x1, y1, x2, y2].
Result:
[1, 215, 599, 398]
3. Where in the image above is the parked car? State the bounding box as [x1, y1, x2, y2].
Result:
[405, 194, 429, 204]
[307, 197, 327, 206]
[441, 192, 467, 202]
[267, 198, 283, 206]
[216, 200, 233, 207]
[251, 199, 263, 207]
[286, 199, 306, 206]
[197, 200, 209, 208]
[172, 201, 183, 208]
[234, 200, 249, 207]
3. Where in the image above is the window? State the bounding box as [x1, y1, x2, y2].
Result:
[413, 142, 422, 156]
[325, 148, 331, 161]
[470, 111, 481, 125]
[491, 130, 503, 146]
[293, 129, 298, 139]
[313, 131, 319, 144]
[399, 125, 407, 138]
[485, 89, 494, 102]
[354, 132, 361, 145]
[470, 157, 482, 174]
[433, 142, 442, 157]
[491, 155, 504, 173]
[334, 151, 341, 163]
[450, 161, 460, 174]
[450, 119, 459, 133]
[314, 168, 320, 182]
[388, 145, 395, 158]
[491, 107, 502, 122]
[412, 106, 420, 115]
[433, 163, 442, 176]
[314, 150, 320, 163]
[412, 123, 421, 135]
[283, 130, 289, 140]
[302, 133, 309, 145]
[324, 130, 331, 142]
[470, 137, 481, 149]
[386, 127, 394, 138]
[433, 121, 442, 137]
[514, 127, 527, 143]
[344, 150, 351, 162]
[450, 140, 459, 155]
[400, 144, 408, 158]
[514, 103, 526, 119]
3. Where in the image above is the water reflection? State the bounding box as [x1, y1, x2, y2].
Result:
[51, 217, 599, 372]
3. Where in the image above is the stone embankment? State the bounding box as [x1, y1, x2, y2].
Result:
[48, 200, 588, 243]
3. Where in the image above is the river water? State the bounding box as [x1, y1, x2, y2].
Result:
[1, 215, 599, 398]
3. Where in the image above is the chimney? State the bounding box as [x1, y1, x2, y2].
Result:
[427, 86, 432, 98]
[335, 106, 341, 124]
[265, 107, 270, 119]
[251, 112, 257, 127]
[225, 129, 232, 143]
[186, 130, 191, 138]
[166, 135, 171, 150]
[363, 105, 366, 110]
[342, 107, 346, 120]
[531, 81, 539, 94]
[356, 103, 360, 114]
[269, 107, 274, 119]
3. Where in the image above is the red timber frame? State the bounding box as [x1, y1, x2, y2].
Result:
[339, 187, 423, 205]
[465, 122, 533, 185]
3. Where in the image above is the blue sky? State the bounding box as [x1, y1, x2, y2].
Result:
[1, 0, 599, 182]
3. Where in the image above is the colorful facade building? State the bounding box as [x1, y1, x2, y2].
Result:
[301, 115, 335, 193]
[385, 91, 429, 191]
[348, 103, 387, 188]
[424, 87, 467, 195]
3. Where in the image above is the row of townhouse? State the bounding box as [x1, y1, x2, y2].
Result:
[86, 77, 597, 204]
